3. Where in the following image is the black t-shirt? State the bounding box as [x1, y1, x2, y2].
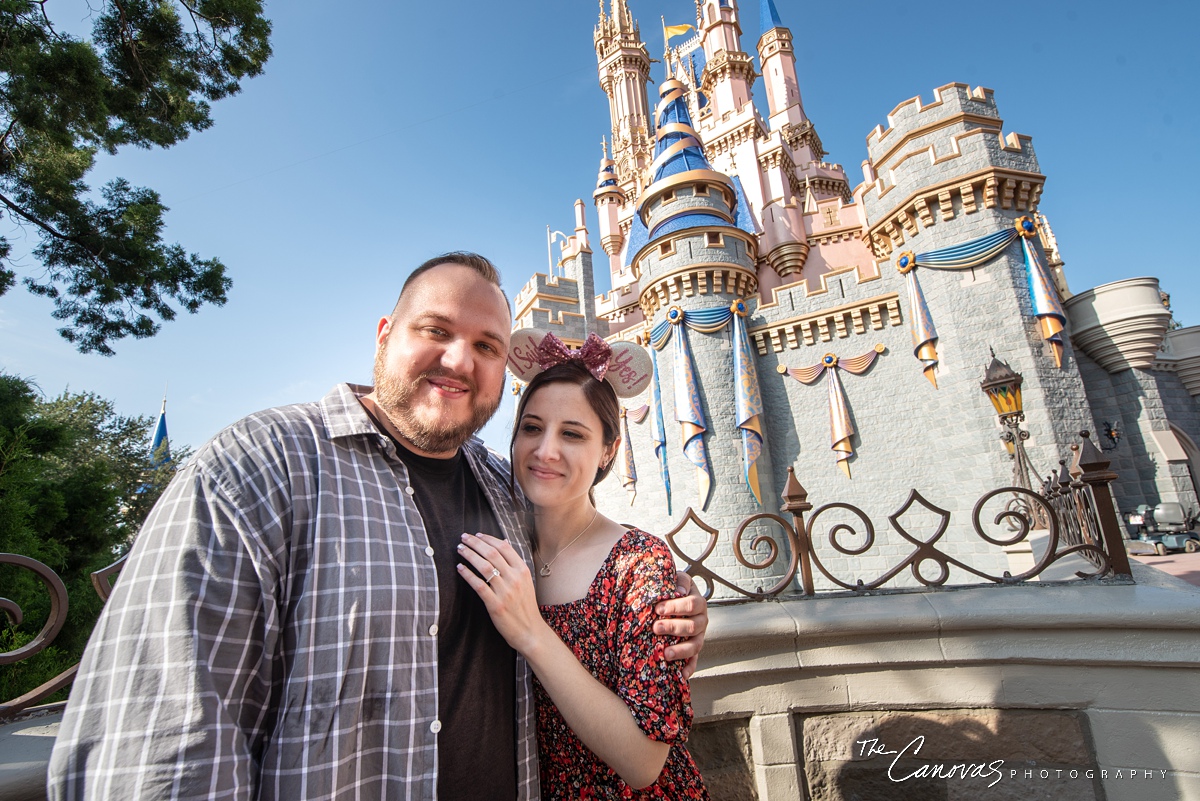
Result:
[376, 421, 518, 801]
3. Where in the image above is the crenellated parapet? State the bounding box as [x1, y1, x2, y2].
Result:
[595, 282, 644, 328]
[748, 293, 902, 355]
[699, 50, 756, 98]
[637, 256, 758, 320]
[860, 83, 1044, 260]
[700, 117, 764, 160]
[780, 120, 825, 160]
[512, 273, 585, 332]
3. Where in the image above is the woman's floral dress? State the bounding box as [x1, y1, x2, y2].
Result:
[535, 528, 709, 799]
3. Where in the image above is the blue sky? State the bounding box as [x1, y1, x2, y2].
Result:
[3, 0, 1197, 455]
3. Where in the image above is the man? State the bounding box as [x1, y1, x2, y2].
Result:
[48, 253, 707, 800]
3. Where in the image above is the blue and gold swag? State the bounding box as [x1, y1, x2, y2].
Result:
[649, 300, 765, 508]
[893, 215, 1067, 385]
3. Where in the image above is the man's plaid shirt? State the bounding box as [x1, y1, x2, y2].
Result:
[48, 384, 540, 800]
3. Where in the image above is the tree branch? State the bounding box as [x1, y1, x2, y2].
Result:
[0, 191, 105, 267]
[177, 1, 224, 56]
[33, 0, 65, 41]
[179, 0, 216, 24]
[0, 118, 17, 153]
[110, 0, 169, 113]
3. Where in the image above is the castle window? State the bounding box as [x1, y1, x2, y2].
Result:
[660, 241, 675, 257]
[661, 190, 675, 204]
[694, 184, 709, 196]
[705, 232, 723, 247]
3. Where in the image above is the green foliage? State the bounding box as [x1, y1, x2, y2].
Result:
[0, 373, 187, 705]
[0, 0, 272, 354]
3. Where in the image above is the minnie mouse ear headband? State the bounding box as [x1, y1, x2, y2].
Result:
[507, 328, 653, 399]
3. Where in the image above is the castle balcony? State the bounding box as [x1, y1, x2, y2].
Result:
[1063, 277, 1172, 373]
[1163, 325, 1200, 396]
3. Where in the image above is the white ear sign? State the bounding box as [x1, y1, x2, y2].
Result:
[606, 341, 653, 398]
[507, 328, 548, 382]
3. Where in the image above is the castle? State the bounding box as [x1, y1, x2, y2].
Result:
[511, 0, 1200, 590]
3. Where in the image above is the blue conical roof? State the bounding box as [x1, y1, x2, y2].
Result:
[760, 0, 784, 36]
[648, 80, 713, 182]
[636, 79, 738, 249]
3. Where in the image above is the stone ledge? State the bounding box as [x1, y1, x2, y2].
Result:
[695, 572, 1200, 680]
[0, 707, 62, 801]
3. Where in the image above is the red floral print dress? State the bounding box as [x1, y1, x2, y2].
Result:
[535, 528, 709, 800]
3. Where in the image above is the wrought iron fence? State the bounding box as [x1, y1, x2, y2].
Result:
[667, 430, 1133, 602]
[0, 553, 125, 721]
[0, 432, 1136, 717]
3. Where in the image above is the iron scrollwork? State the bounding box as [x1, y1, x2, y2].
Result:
[658, 433, 1131, 604]
[1, 552, 127, 721]
[665, 509, 800, 600]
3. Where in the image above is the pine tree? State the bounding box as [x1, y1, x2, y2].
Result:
[0, 0, 271, 354]
[0, 374, 188, 705]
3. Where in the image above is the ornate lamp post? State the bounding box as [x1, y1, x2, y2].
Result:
[981, 353, 1047, 529]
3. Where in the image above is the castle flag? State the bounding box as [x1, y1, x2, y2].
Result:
[151, 397, 170, 466]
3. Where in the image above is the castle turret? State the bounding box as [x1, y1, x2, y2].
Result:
[756, 0, 806, 132]
[613, 77, 778, 594]
[595, 0, 654, 196]
[697, 0, 755, 119]
[860, 84, 1093, 487]
[593, 138, 626, 277]
[512, 202, 602, 343]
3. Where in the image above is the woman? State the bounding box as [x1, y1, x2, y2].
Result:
[457, 332, 708, 799]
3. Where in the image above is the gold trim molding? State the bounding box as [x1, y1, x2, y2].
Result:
[638, 262, 758, 319]
[865, 167, 1045, 260]
[747, 293, 902, 354]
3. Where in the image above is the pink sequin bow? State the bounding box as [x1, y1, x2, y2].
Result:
[535, 333, 612, 382]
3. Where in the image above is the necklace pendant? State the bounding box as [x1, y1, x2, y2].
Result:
[539, 565, 552, 577]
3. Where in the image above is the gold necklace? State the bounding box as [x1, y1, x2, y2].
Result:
[537, 507, 600, 577]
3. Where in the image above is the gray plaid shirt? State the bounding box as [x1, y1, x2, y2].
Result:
[48, 384, 540, 800]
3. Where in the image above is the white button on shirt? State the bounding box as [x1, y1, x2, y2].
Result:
[405, 486, 415, 496]
[429, 624, 439, 636]
[430, 720, 442, 734]
[425, 546, 435, 556]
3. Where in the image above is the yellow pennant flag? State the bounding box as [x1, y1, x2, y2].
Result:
[664, 23, 694, 39]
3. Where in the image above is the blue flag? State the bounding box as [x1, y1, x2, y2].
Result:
[151, 399, 170, 466]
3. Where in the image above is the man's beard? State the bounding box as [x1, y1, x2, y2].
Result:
[373, 343, 500, 455]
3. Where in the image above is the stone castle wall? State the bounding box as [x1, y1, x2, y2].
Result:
[526, 76, 1200, 590]
[1077, 352, 1200, 512]
[687, 564, 1200, 801]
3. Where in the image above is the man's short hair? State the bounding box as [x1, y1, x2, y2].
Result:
[392, 252, 509, 317]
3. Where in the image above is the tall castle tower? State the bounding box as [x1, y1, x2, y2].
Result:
[595, 0, 654, 199]
[513, 0, 1200, 595]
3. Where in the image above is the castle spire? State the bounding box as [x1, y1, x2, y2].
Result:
[594, 137, 625, 275]
[697, 0, 755, 118]
[595, 0, 653, 192]
[639, 78, 735, 225]
[756, 0, 807, 129]
[759, 0, 783, 35]
[613, 0, 635, 35]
